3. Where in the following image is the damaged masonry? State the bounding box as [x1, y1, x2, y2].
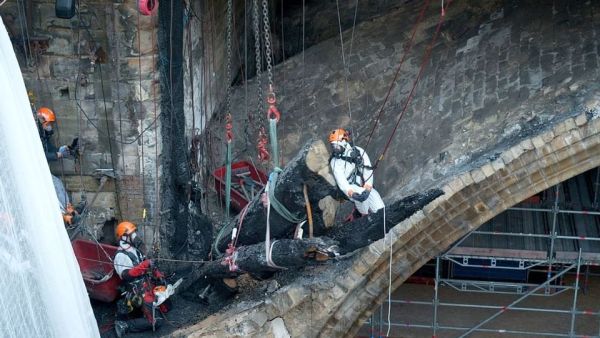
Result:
[3, 0, 600, 337]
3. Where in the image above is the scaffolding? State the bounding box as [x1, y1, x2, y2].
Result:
[364, 167, 600, 337]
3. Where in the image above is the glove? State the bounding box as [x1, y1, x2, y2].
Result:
[153, 269, 165, 280]
[352, 190, 370, 202]
[58, 145, 70, 158]
[62, 214, 73, 225]
[127, 259, 153, 278]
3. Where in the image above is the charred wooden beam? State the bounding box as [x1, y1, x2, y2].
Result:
[215, 140, 339, 253]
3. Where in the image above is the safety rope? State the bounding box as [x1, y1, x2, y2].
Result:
[135, 4, 148, 230]
[335, 0, 354, 134]
[371, 0, 451, 171]
[365, 0, 431, 148]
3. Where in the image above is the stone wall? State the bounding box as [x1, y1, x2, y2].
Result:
[0, 0, 160, 239]
[223, 0, 600, 200]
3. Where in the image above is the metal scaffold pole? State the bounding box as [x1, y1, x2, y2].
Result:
[457, 261, 577, 338]
[546, 184, 561, 295]
[379, 170, 600, 338]
[569, 249, 583, 337]
[432, 256, 440, 338]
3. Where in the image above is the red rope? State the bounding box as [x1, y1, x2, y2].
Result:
[365, 0, 431, 148]
[373, 1, 452, 170]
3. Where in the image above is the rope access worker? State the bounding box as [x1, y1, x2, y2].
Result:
[36, 107, 84, 225]
[329, 128, 385, 220]
[36, 107, 71, 161]
[113, 221, 169, 337]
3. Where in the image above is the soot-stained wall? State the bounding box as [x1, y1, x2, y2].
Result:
[1, 0, 161, 242]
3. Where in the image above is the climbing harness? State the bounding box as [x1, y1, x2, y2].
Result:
[331, 146, 374, 188]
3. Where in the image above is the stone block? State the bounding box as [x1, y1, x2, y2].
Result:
[268, 286, 310, 314]
[550, 135, 568, 151]
[269, 318, 291, 338]
[444, 200, 472, 222]
[459, 172, 475, 186]
[553, 118, 570, 135]
[481, 163, 495, 177]
[541, 130, 555, 143]
[491, 158, 505, 171]
[568, 129, 583, 144]
[500, 149, 515, 164]
[519, 138, 534, 151]
[470, 168, 486, 184]
[441, 184, 455, 197]
[446, 177, 465, 194]
[510, 143, 525, 160]
[532, 135, 546, 148]
[518, 149, 541, 168]
[575, 113, 588, 126]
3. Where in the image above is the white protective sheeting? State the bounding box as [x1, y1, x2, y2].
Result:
[0, 18, 99, 338]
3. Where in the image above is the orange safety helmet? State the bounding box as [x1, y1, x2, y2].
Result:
[328, 128, 350, 143]
[37, 107, 56, 122]
[115, 221, 137, 238]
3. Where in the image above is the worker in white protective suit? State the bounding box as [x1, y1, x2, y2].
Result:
[328, 128, 384, 220]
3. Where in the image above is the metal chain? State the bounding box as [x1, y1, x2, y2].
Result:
[262, 0, 273, 87]
[226, 0, 233, 113]
[253, 0, 263, 115]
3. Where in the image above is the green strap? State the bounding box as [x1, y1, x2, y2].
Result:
[269, 118, 279, 168]
[225, 141, 232, 219]
[268, 168, 305, 223]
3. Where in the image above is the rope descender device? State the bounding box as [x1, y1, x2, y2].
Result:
[225, 113, 234, 143]
[266, 85, 281, 122]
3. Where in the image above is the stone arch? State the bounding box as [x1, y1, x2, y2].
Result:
[321, 113, 600, 337]
[173, 113, 600, 337]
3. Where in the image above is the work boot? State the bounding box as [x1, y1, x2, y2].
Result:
[114, 320, 128, 338]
